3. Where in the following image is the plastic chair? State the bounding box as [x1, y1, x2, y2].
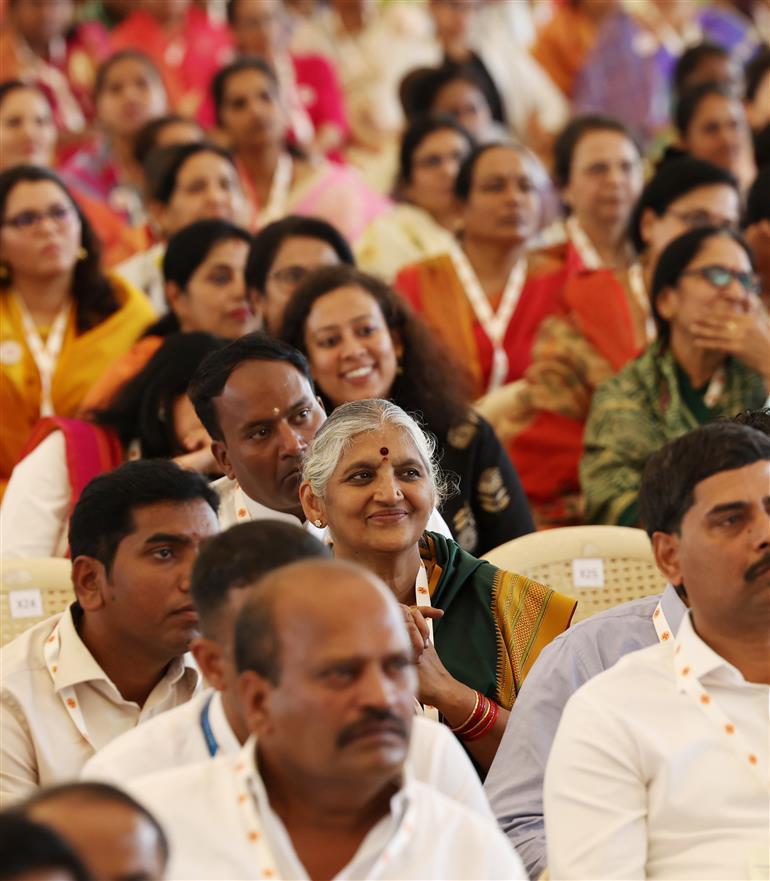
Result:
[1, 557, 73, 647]
[482, 526, 667, 623]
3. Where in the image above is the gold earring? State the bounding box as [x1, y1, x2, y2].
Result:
[77, 246, 88, 261]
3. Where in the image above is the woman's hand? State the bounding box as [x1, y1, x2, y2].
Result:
[399, 604, 443, 661]
[692, 302, 770, 385]
[172, 427, 223, 476]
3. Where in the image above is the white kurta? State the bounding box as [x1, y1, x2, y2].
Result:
[128, 738, 526, 880]
[0, 607, 199, 806]
[544, 612, 770, 880]
[83, 689, 492, 819]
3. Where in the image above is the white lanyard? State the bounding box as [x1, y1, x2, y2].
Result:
[703, 366, 727, 410]
[674, 630, 768, 794]
[652, 600, 673, 644]
[43, 616, 95, 749]
[16, 295, 69, 416]
[261, 153, 293, 226]
[233, 485, 252, 524]
[274, 55, 315, 148]
[414, 562, 439, 721]
[233, 749, 418, 880]
[566, 217, 655, 342]
[448, 242, 526, 393]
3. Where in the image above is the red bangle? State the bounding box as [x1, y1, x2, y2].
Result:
[462, 698, 499, 742]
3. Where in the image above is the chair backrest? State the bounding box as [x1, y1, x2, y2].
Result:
[1, 558, 73, 647]
[482, 526, 667, 623]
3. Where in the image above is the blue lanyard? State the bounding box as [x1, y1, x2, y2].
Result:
[199, 694, 219, 757]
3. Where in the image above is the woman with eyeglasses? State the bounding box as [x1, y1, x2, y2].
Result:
[0, 165, 154, 497]
[355, 114, 475, 281]
[246, 214, 355, 336]
[580, 225, 769, 526]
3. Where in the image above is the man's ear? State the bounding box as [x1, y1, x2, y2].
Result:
[72, 556, 108, 612]
[651, 531, 684, 586]
[299, 480, 325, 526]
[237, 670, 273, 736]
[212, 439, 236, 482]
[639, 206, 659, 249]
[190, 637, 227, 690]
[315, 395, 326, 415]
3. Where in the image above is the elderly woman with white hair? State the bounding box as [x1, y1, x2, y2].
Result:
[300, 399, 575, 772]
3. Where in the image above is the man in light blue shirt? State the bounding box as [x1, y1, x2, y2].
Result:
[484, 583, 687, 879]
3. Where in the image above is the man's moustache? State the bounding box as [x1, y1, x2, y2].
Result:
[745, 552, 770, 583]
[336, 707, 408, 748]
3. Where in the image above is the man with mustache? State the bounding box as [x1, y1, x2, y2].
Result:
[188, 332, 451, 538]
[0, 460, 219, 805]
[127, 558, 526, 880]
[83, 522, 490, 817]
[544, 420, 770, 879]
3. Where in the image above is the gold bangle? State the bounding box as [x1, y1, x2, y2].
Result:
[450, 690, 481, 734]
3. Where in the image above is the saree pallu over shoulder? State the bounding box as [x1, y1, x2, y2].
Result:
[420, 531, 575, 710]
[18, 417, 124, 518]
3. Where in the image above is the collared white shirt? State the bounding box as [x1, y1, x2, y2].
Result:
[83, 689, 491, 819]
[544, 612, 770, 880]
[213, 476, 453, 540]
[128, 739, 525, 880]
[0, 606, 199, 806]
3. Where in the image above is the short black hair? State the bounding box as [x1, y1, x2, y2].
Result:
[191, 521, 330, 635]
[189, 332, 315, 441]
[745, 166, 770, 226]
[650, 226, 753, 340]
[673, 41, 731, 96]
[234, 579, 281, 684]
[211, 57, 278, 127]
[397, 113, 475, 189]
[146, 142, 237, 205]
[674, 80, 737, 136]
[163, 218, 252, 290]
[0, 813, 92, 881]
[245, 215, 354, 295]
[90, 332, 225, 457]
[94, 49, 163, 100]
[19, 782, 169, 868]
[730, 407, 770, 435]
[639, 421, 770, 536]
[744, 45, 770, 103]
[553, 113, 638, 188]
[68, 460, 219, 573]
[400, 63, 491, 121]
[627, 157, 738, 253]
[133, 114, 203, 166]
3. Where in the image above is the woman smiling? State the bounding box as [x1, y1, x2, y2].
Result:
[299, 399, 575, 772]
[281, 264, 534, 555]
[581, 226, 769, 525]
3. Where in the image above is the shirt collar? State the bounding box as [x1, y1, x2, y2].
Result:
[675, 611, 745, 683]
[660, 583, 688, 634]
[208, 690, 242, 755]
[53, 605, 115, 691]
[53, 605, 198, 693]
[233, 481, 328, 542]
[239, 735, 413, 817]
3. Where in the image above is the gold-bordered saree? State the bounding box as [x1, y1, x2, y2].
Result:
[420, 531, 576, 709]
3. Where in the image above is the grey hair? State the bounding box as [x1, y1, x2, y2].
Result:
[301, 399, 449, 503]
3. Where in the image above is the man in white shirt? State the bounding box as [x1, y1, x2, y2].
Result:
[188, 333, 451, 538]
[83, 521, 491, 816]
[17, 781, 168, 881]
[0, 460, 220, 805]
[128, 557, 525, 880]
[544, 421, 770, 880]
